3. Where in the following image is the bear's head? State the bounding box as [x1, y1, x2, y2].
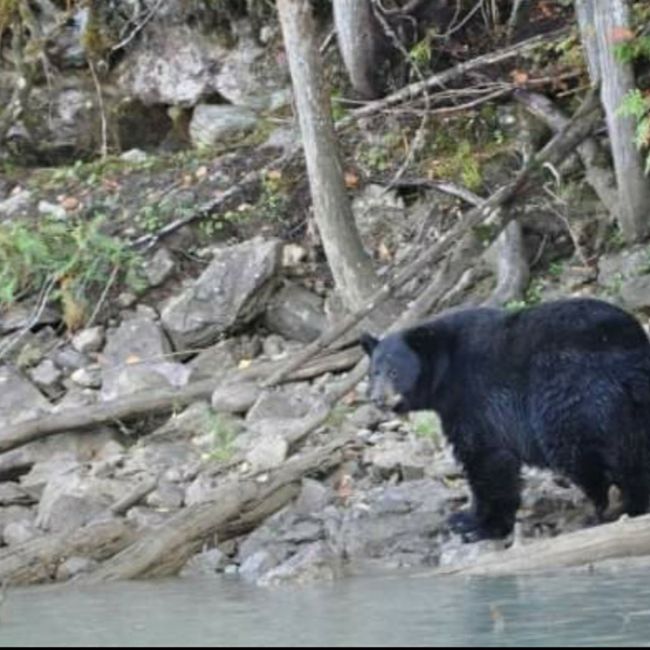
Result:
[360, 332, 422, 414]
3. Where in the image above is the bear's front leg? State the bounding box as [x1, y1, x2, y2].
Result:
[449, 447, 522, 541]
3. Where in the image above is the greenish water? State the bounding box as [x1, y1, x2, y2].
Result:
[1, 570, 649, 647]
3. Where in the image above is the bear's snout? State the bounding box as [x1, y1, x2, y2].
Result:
[369, 381, 404, 412]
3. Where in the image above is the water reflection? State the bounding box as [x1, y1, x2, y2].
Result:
[1, 570, 649, 647]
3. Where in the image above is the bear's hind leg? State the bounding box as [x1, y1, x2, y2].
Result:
[449, 448, 521, 541]
[571, 453, 611, 522]
[620, 469, 650, 517]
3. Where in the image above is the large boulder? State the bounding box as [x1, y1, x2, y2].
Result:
[161, 238, 282, 350]
[116, 25, 228, 107]
[189, 104, 259, 149]
[264, 283, 327, 343]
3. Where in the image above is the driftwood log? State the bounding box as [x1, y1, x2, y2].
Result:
[0, 519, 136, 586]
[434, 515, 650, 577]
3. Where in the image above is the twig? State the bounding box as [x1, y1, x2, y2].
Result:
[110, 0, 165, 54]
[88, 59, 108, 159]
[86, 264, 120, 328]
[0, 276, 57, 361]
[371, 0, 430, 189]
[341, 27, 570, 126]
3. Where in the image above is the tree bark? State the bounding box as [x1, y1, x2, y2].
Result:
[277, 0, 391, 318]
[576, 0, 650, 242]
[0, 519, 135, 586]
[333, 0, 388, 99]
[436, 515, 650, 576]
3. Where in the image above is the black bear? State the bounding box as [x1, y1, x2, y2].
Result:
[361, 298, 650, 541]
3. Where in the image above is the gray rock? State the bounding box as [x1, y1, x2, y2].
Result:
[352, 184, 406, 249]
[126, 506, 170, 532]
[333, 479, 458, 567]
[184, 473, 222, 507]
[56, 556, 98, 581]
[0, 189, 33, 219]
[598, 246, 650, 287]
[364, 439, 435, 481]
[239, 549, 279, 584]
[148, 402, 216, 443]
[264, 283, 327, 343]
[144, 247, 175, 288]
[245, 433, 288, 473]
[189, 104, 259, 148]
[71, 326, 105, 354]
[620, 276, 650, 311]
[120, 149, 149, 164]
[188, 339, 238, 382]
[294, 479, 330, 516]
[211, 383, 261, 414]
[247, 384, 326, 424]
[0, 366, 51, 426]
[70, 365, 103, 389]
[598, 246, 650, 310]
[14, 326, 59, 369]
[349, 404, 384, 430]
[28, 359, 63, 394]
[0, 483, 37, 507]
[52, 345, 89, 371]
[181, 548, 227, 578]
[27, 86, 102, 163]
[116, 25, 227, 106]
[38, 200, 67, 220]
[0, 301, 59, 335]
[2, 518, 40, 546]
[214, 27, 290, 110]
[101, 316, 189, 401]
[36, 471, 129, 533]
[146, 481, 185, 510]
[161, 237, 281, 350]
[52, 387, 99, 412]
[0, 505, 36, 541]
[121, 441, 202, 483]
[257, 542, 342, 587]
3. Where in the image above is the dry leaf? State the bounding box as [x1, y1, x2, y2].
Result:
[344, 171, 360, 189]
[610, 26, 634, 43]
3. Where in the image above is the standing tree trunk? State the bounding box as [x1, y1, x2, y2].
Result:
[277, 0, 392, 317]
[333, 0, 388, 99]
[576, 0, 650, 243]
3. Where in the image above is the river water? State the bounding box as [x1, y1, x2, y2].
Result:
[1, 569, 649, 647]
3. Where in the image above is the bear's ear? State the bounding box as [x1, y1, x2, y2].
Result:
[360, 333, 379, 356]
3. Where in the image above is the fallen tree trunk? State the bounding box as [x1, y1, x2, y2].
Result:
[83, 434, 357, 582]
[437, 515, 650, 576]
[0, 519, 136, 586]
[0, 346, 361, 455]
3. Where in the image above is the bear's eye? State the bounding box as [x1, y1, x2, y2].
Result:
[389, 368, 398, 380]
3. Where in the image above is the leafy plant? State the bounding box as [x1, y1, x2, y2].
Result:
[0, 215, 140, 327]
[409, 411, 442, 447]
[617, 89, 650, 173]
[203, 413, 239, 463]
